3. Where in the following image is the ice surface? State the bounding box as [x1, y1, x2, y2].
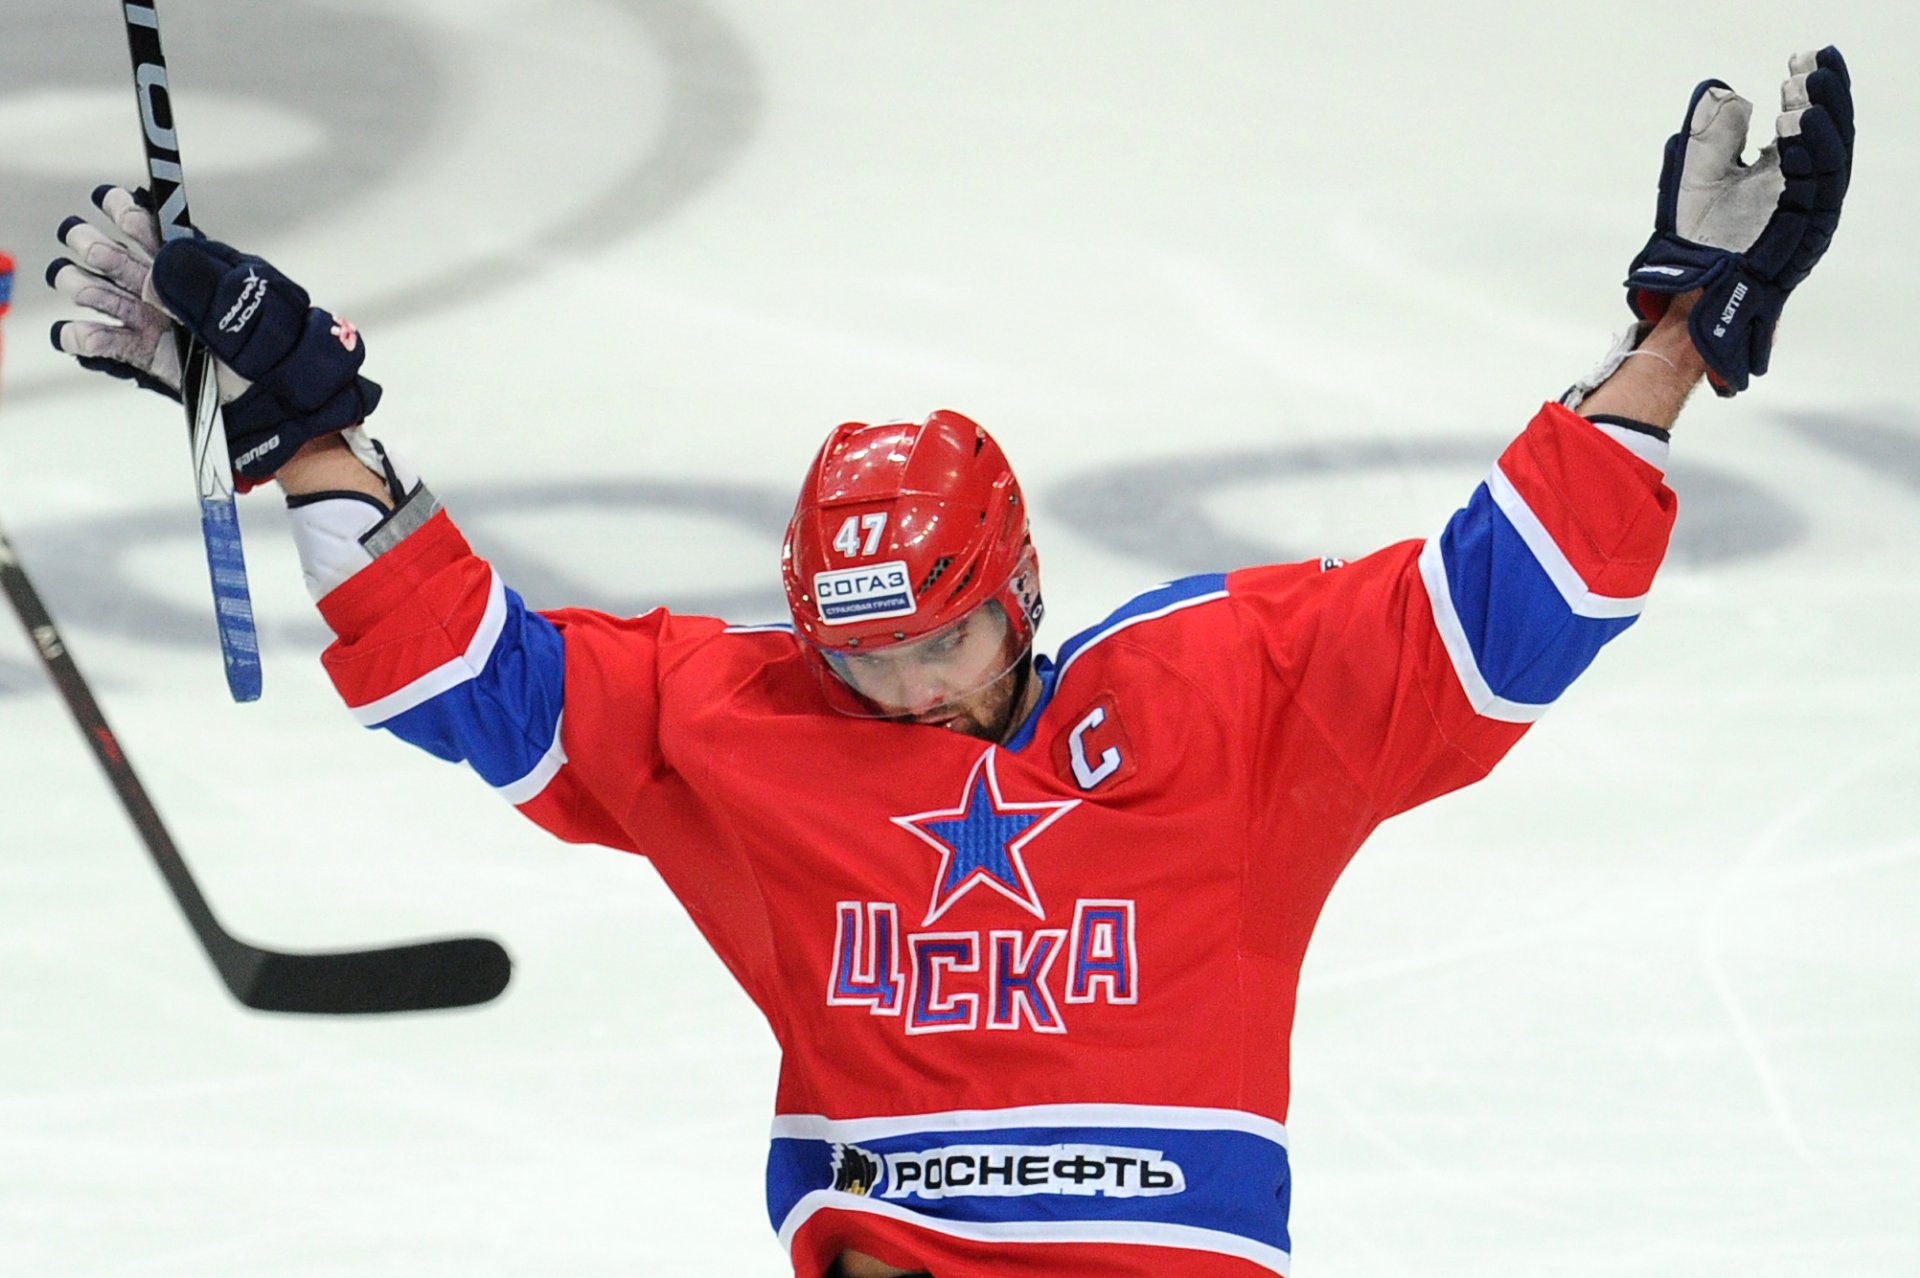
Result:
[1, 1, 1915, 1273]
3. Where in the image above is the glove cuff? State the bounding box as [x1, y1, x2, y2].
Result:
[1684, 272, 1785, 397]
[1624, 233, 1734, 320]
[284, 431, 429, 598]
[222, 306, 381, 483]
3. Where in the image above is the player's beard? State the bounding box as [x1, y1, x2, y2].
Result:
[899, 654, 1035, 744]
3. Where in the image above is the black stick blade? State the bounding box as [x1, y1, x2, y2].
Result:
[234, 937, 512, 1014]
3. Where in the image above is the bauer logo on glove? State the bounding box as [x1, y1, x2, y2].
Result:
[1624, 47, 1854, 395]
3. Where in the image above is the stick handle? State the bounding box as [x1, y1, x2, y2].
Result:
[121, 3, 199, 241]
[118, 0, 263, 702]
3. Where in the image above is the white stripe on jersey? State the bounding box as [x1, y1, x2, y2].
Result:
[775, 1192, 1292, 1274]
[772, 1101, 1289, 1147]
[1485, 465, 1647, 619]
[1592, 421, 1671, 474]
[494, 710, 568, 805]
[1056, 588, 1230, 684]
[1417, 539, 1550, 724]
[350, 570, 509, 727]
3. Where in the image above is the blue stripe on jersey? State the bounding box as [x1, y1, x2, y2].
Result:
[375, 586, 567, 790]
[1002, 656, 1058, 755]
[1006, 574, 1229, 753]
[767, 1116, 1290, 1267]
[1439, 482, 1636, 706]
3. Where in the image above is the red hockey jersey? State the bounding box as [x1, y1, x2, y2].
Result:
[316, 403, 1675, 1276]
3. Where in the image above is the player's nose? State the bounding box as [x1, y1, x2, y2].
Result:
[893, 665, 954, 716]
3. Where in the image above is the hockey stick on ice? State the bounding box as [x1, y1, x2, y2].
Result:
[1, 256, 511, 1014]
[1, 530, 514, 1013]
[121, 0, 261, 703]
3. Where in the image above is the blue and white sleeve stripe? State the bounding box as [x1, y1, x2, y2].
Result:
[352, 570, 570, 802]
[1418, 465, 1644, 723]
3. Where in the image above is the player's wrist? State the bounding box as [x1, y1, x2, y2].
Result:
[277, 430, 391, 505]
[282, 431, 437, 600]
[1640, 301, 1709, 380]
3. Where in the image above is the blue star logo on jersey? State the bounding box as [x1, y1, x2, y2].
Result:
[893, 749, 1079, 926]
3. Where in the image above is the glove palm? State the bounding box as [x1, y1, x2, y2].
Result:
[1625, 47, 1853, 394]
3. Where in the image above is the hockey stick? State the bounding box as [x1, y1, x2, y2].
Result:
[121, 0, 262, 703]
[2, 256, 512, 1015]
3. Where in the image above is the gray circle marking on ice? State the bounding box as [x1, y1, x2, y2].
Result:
[458, 476, 792, 620]
[5, 408, 1876, 696]
[1777, 409, 1920, 498]
[3, 0, 762, 410]
[3, 477, 792, 667]
[0, 1, 438, 279]
[1046, 436, 1805, 576]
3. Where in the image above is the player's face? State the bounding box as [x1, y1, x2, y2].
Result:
[828, 602, 1031, 741]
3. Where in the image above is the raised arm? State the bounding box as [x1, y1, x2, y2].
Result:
[1236, 47, 1854, 831]
[45, 189, 696, 852]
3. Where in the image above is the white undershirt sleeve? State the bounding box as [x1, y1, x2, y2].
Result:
[283, 428, 438, 600]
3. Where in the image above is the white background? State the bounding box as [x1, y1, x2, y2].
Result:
[1, 2, 1915, 1274]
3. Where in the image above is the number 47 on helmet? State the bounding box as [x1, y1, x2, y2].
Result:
[782, 410, 1043, 730]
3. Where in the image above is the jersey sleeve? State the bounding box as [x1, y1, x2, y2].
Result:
[1229, 402, 1676, 818]
[315, 507, 725, 851]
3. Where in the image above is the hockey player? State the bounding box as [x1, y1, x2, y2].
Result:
[47, 49, 1852, 1278]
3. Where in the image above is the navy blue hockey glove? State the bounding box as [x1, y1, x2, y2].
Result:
[49, 184, 380, 487]
[1625, 47, 1853, 396]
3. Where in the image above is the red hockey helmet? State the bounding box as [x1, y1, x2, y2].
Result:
[782, 410, 1042, 718]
